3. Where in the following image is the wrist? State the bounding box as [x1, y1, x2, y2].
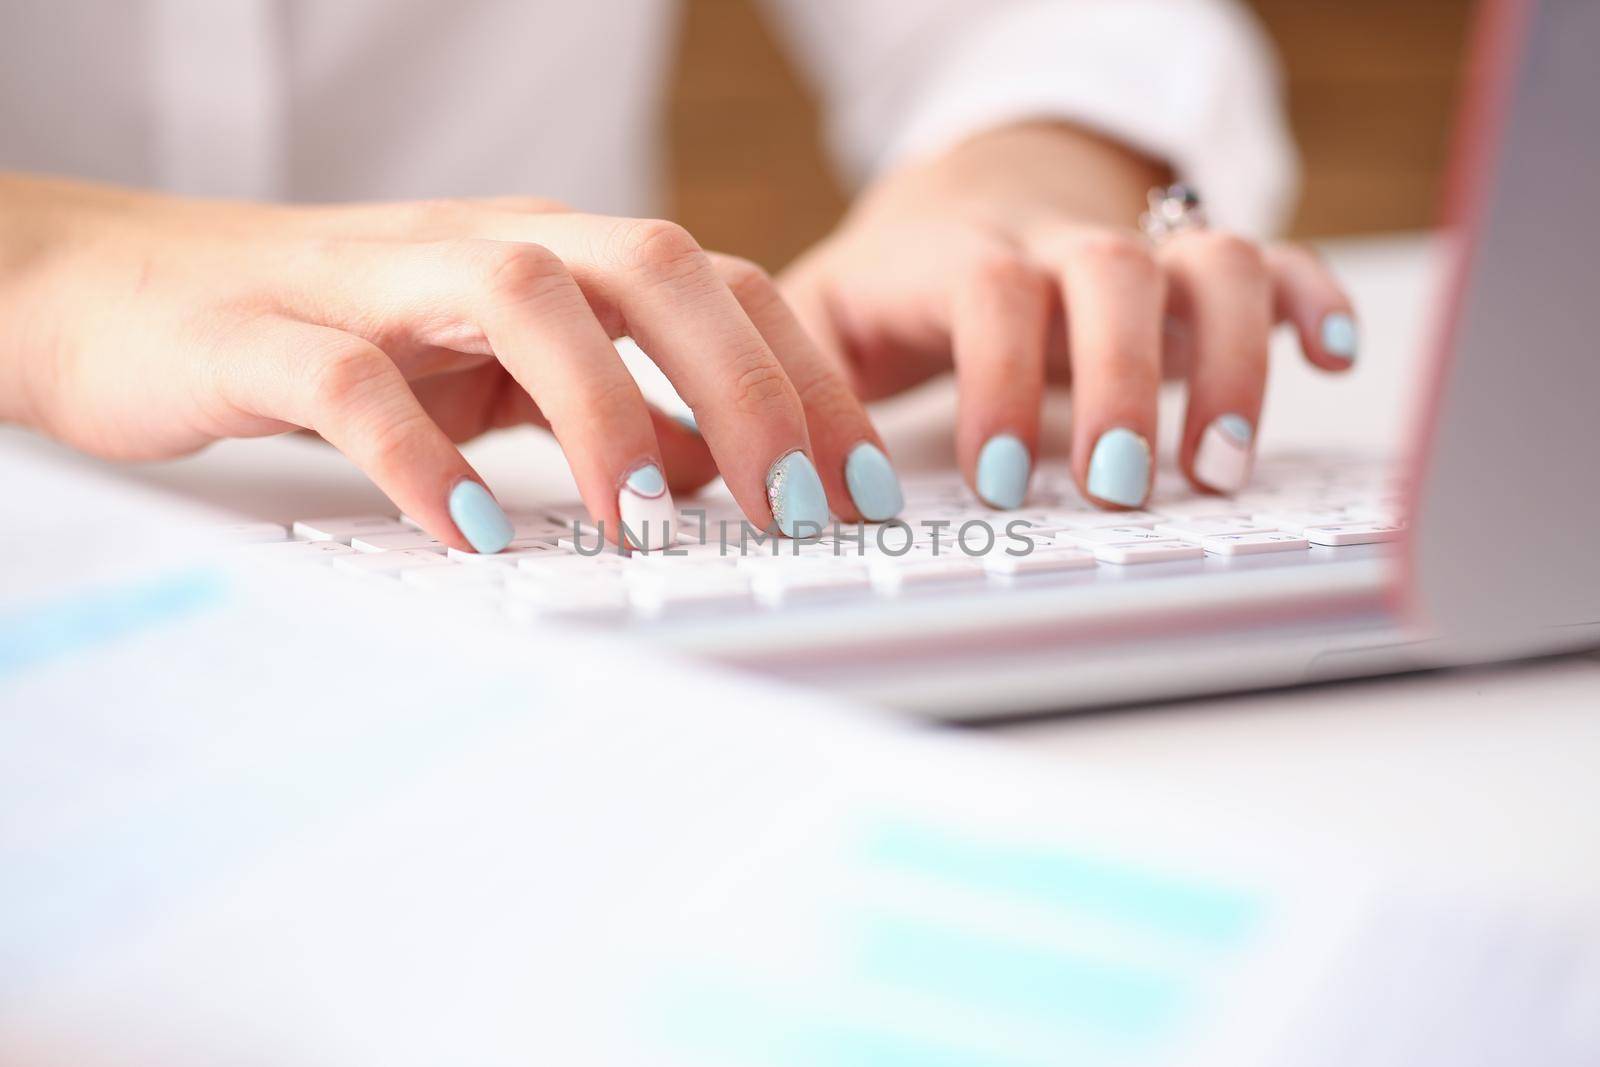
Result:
[850, 121, 1170, 233]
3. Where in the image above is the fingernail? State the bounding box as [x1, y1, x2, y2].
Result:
[448, 479, 514, 554]
[1086, 427, 1151, 507]
[671, 411, 700, 436]
[618, 463, 676, 552]
[976, 433, 1030, 510]
[1321, 312, 1359, 362]
[844, 442, 904, 521]
[1192, 414, 1255, 494]
[767, 450, 829, 537]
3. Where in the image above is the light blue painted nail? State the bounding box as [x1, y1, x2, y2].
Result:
[625, 463, 666, 496]
[1086, 428, 1151, 508]
[448, 480, 514, 554]
[671, 411, 700, 435]
[976, 434, 1030, 510]
[844, 442, 904, 521]
[767, 450, 829, 537]
[1216, 413, 1254, 444]
[1321, 312, 1359, 362]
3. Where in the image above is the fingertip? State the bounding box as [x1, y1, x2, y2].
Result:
[1315, 310, 1360, 369]
[843, 441, 905, 521]
[1083, 427, 1153, 509]
[973, 433, 1032, 510]
[1188, 413, 1256, 495]
[447, 478, 515, 554]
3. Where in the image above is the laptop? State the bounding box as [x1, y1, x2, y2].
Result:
[230, 0, 1598, 719]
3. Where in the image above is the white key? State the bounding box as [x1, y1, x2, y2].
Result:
[624, 570, 752, 615]
[505, 573, 629, 617]
[401, 565, 503, 591]
[1053, 510, 1166, 530]
[333, 549, 451, 576]
[1201, 531, 1310, 556]
[215, 521, 289, 543]
[517, 551, 630, 575]
[870, 555, 986, 593]
[449, 540, 570, 566]
[985, 546, 1097, 577]
[1092, 539, 1204, 565]
[1154, 518, 1277, 544]
[1058, 526, 1170, 547]
[734, 549, 838, 572]
[1301, 522, 1406, 546]
[1249, 510, 1352, 536]
[749, 562, 871, 606]
[241, 539, 356, 563]
[1345, 504, 1409, 526]
[292, 515, 408, 543]
[351, 530, 446, 553]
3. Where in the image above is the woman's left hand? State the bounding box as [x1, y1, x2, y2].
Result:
[780, 122, 1359, 511]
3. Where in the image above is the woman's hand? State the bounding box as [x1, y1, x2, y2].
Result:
[781, 123, 1359, 510]
[0, 175, 896, 552]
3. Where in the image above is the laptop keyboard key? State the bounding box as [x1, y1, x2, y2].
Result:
[985, 547, 1096, 576]
[333, 549, 451, 576]
[292, 515, 408, 543]
[1201, 531, 1310, 556]
[1093, 540, 1205, 564]
[1302, 522, 1406, 546]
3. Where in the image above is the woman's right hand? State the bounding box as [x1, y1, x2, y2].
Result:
[0, 175, 897, 552]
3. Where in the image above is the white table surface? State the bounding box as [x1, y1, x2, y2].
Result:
[13, 232, 1600, 894]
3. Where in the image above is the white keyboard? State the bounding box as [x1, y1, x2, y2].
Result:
[227, 453, 1407, 625]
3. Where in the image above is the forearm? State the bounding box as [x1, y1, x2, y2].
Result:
[0, 175, 67, 428]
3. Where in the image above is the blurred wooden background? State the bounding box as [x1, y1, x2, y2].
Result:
[666, 0, 1477, 270]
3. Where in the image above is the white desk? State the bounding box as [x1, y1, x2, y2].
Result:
[10, 233, 1599, 894]
[4, 234, 1598, 1063]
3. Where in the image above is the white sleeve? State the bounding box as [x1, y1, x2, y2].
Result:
[757, 0, 1299, 238]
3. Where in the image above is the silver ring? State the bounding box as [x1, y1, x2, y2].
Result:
[1139, 183, 1208, 244]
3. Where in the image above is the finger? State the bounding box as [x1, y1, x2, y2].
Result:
[1034, 231, 1164, 509]
[1265, 244, 1359, 370]
[949, 251, 1052, 509]
[515, 216, 828, 537]
[458, 241, 678, 549]
[1161, 232, 1274, 496]
[287, 239, 678, 551]
[232, 319, 515, 554]
[709, 253, 903, 523]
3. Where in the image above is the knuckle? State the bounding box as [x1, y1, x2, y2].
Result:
[1099, 353, 1162, 394]
[727, 353, 797, 417]
[307, 342, 435, 471]
[309, 342, 392, 417]
[609, 218, 706, 279]
[488, 194, 571, 214]
[477, 241, 569, 299]
[403, 198, 474, 234]
[362, 405, 435, 472]
[1073, 232, 1159, 280]
[964, 249, 1044, 298]
[794, 369, 864, 429]
[1192, 232, 1266, 279]
[573, 373, 643, 432]
[715, 255, 775, 305]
